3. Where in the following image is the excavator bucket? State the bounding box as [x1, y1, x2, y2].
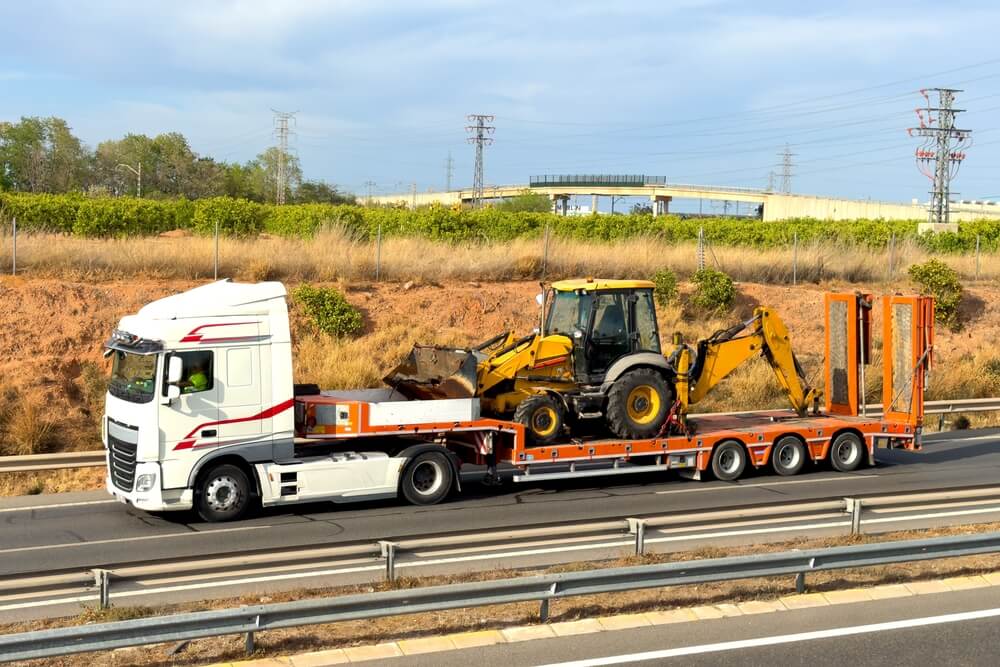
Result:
[383, 345, 480, 400]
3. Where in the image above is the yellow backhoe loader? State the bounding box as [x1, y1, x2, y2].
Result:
[385, 278, 820, 444]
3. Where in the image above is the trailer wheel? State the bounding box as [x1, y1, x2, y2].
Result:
[196, 463, 252, 522]
[606, 369, 673, 439]
[829, 432, 864, 472]
[400, 452, 454, 505]
[771, 436, 806, 476]
[514, 395, 565, 446]
[711, 439, 747, 481]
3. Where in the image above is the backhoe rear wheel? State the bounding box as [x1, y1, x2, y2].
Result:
[606, 369, 673, 439]
[514, 395, 565, 446]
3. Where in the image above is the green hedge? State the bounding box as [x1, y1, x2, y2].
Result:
[2, 191, 1000, 252]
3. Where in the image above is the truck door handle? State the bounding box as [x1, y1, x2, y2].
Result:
[201, 429, 217, 437]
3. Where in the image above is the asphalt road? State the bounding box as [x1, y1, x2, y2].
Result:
[2, 429, 1000, 577]
[392, 587, 1000, 667]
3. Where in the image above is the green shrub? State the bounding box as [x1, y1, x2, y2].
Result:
[72, 197, 178, 236]
[689, 268, 736, 313]
[292, 284, 363, 338]
[652, 268, 679, 306]
[193, 197, 266, 237]
[907, 259, 963, 330]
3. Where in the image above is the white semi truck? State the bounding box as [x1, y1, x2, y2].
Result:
[102, 280, 931, 522]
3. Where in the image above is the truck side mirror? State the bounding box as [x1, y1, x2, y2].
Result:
[166, 384, 181, 400]
[167, 355, 183, 384]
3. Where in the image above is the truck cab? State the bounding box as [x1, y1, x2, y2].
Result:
[103, 281, 294, 520]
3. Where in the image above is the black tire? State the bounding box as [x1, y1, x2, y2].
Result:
[771, 435, 807, 476]
[196, 463, 252, 522]
[829, 432, 864, 472]
[711, 439, 747, 481]
[514, 395, 565, 446]
[605, 368, 674, 439]
[400, 451, 454, 505]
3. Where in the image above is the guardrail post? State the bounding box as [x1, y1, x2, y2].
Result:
[795, 572, 806, 594]
[379, 541, 398, 582]
[626, 518, 647, 555]
[540, 583, 557, 622]
[92, 568, 110, 609]
[245, 631, 255, 655]
[845, 498, 864, 535]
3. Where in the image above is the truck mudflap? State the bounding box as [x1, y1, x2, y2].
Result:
[383, 344, 479, 400]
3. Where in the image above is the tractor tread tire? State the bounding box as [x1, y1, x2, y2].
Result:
[514, 395, 565, 446]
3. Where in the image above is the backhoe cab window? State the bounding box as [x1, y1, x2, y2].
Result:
[546, 290, 593, 337]
[169, 351, 214, 395]
[109, 351, 157, 404]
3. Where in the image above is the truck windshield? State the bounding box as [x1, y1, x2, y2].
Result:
[546, 290, 593, 337]
[109, 350, 158, 404]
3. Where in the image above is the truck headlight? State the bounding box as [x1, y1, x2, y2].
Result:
[135, 473, 157, 493]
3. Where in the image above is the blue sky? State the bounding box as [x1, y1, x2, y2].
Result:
[2, 0, 1000, 207]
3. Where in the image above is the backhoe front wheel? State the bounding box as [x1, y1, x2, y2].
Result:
[606, 369, 673, 439]
[514, 395, 565, 446]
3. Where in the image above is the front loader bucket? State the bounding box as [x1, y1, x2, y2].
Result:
[383, 345, 480, 400]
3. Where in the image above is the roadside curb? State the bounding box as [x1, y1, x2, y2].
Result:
[212, 571, 1000, 666]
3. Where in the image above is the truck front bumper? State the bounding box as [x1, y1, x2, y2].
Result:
[106, 461, 194, 512]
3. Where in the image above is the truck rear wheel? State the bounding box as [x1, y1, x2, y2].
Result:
[711, 439, 747, 481]
[514, 395, 565, 446]
[606, 369, 673, 439]
[196, 463, 252, 522]
[829, 432, 864, 472]
[771, 436, 806, 476]
[400, 452, 454, 505]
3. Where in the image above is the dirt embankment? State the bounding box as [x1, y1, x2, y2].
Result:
[0, 275, 998, 459]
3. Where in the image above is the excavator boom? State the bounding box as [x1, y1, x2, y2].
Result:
[677, 307, 820, 416]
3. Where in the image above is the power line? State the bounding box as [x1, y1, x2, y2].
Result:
[465, 114, 494, 208]
[272, 110, 297, 205]
[908, 88, 971, 226]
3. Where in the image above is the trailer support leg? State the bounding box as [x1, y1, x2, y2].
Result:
[795, 572, 806, 594]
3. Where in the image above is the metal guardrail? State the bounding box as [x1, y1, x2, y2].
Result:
[2, 397, 999, 474]
[0, 451, 105, 473]
[2, 531, 999, 662]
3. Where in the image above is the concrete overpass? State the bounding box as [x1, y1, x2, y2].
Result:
[367, 175, 1000, 223]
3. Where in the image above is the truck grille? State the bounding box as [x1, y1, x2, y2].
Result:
[108, 432, 138, 492]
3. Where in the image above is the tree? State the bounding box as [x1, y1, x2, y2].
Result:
[0, 116, 88, 192]
[294, 180, 355, 204]
[257, 147, 302, 204]
[497, 190, 552, 212]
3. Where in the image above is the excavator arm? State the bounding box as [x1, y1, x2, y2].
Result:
[674, 307, 821, 416]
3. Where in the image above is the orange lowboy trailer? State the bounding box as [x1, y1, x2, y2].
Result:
[295, 292, 933, 490]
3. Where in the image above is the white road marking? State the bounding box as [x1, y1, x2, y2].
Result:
[863, 505, 1000, 525]
[0, 499, 117, 513]
[654, 474, 879, 495]
[924, 433, 1000, 443]
[535, 606, 1000, 667]
[0, 525, 271, 555]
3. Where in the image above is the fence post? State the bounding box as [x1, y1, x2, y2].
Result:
[11, 216, 15, 276]
[697, 227, 705, 270]
[976, 235, 981, 281]
[541, 225, 550, 279]
[627, 518, 647, 555]
[214, 217, 219, 281]
[792, 231, 797, 285]
[887, 233, 895, 281]
[375, 223, 382, 282]
[379, 540, 397, 582]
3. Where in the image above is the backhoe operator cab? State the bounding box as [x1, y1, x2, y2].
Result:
[519, 279, 677, 443]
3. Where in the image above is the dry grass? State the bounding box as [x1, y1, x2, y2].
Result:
[5, 523, 1000, 667]
[0, 381, 60, 457]
[0, 467, 105, 496]
[1, 230, 996, 284]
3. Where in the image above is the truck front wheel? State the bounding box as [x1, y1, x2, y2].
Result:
[196, 463, 252, 522]
[400, 452, 454, 506]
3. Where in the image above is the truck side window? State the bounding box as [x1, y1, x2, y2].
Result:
[172, 351, 214, 395]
